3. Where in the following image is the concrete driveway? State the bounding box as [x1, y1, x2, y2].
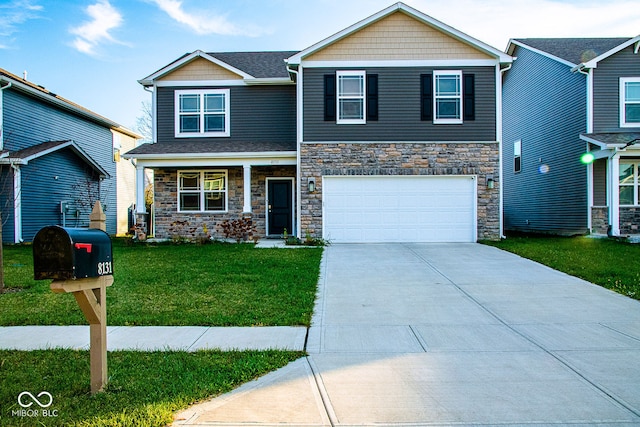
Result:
[175, 243, 640, 426]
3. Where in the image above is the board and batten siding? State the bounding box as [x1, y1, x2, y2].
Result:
[302, 67, 496, 142]
[502, 45, 588, 234]
[2, 89, 117, 239]
[156, 85, 296, 144]
[593, 45, 640, 132]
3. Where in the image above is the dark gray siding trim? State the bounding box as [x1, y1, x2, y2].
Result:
[593, 46, 640, 132]
[156, 85, 296, 145]
[502, 46, 588, 235]
[303, 67, 496, 142]
[3, 89, 117, 236]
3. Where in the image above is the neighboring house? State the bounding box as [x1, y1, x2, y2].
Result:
[0, 68, 141, 242]
[503, 37, 640, 236]
[126, 2, 512, 243]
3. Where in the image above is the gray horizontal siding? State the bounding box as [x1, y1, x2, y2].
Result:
[502, 46, 588, 235]
[593, 45, 640, 132]
[156, 85, 296, 145]
[2, 89, 117, 237]
[303, 67, 496, 142]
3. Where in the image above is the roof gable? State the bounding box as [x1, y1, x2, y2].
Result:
[508, 38, 631, 67]
[287, 2, 511, 65]
[579, 35, 640, 69]
[0, 140, 109, 177]
[140, 50, 297, 85]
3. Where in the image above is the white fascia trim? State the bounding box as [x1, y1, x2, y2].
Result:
[156, 80, 246, 87]
[139, 50, 253, 86]
[579, 134, 624, 150]
[580, 35, 640, 69]
[154, 78, 294, 88]
[507, 39, 577, 68]
[132, 152, 297, 168]
[301, 59, 499, 68]
[287, 3, 511, 65]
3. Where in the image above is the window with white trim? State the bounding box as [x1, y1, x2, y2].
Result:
[514, 140, 522, 173]
[175, 89, 230, 137]
[178, 170, 227, 212]
[337, 71, 366, 124]
[619, 162, 639, 206]
[621, 78, 640, 127]
[434, 70, 462, 124]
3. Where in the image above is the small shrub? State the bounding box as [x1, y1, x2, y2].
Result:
[218, 218, 258, 243]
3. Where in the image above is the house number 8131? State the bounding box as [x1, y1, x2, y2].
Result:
[97, 262, 112, 275]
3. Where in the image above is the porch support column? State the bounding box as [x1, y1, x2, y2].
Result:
[243, 164, 252, 213]
[136, 164, 146, 214]
[12, 164, 22, 243]
[609, 154, 620, 236]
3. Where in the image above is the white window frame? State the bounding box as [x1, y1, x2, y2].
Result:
[619, 161, 639, 206]
[175, 89, 230, 137]
[620, 77, 640, 128]
[514, 140, 522, 173]
[177, 170, 228, 213]
[433, 70, 463, 125]
[337, 70, 366, 125]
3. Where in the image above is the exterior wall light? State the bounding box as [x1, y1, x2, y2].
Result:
[308, 177, 316, 193]
[487, 176, 495, 189]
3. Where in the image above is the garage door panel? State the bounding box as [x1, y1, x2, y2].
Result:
[323, 176, 476, 243]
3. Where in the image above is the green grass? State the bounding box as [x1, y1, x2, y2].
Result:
[0, 349, 303, 427]
[0, 241, 323, 326]
[484, 235, 640, 300]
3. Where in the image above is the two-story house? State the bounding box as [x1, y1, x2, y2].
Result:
[0, 68, 141, 242]
[126, 2, 512, 243]
[503, 36, 640, 237]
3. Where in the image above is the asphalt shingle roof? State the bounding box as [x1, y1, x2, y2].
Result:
[582, 132, 640, 146]
[125, 140, 295, 156]
[513, 38, 631, 65]
[208, 51, 299, 78]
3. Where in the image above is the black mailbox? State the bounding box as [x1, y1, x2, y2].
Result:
[33, 226, 113, 280]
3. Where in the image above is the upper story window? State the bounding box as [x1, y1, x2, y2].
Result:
[178, 170, 227, 212]
[621, 78, 640, 127]
[175, 89, 230, 137]
[337, 71, 366, 124]
[434, 70, 462, 124]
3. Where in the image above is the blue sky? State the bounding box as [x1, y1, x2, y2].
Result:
[1, 0, 638, 132]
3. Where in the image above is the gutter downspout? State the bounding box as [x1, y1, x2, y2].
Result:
[0, 81, 13, 151]
[498, 63, 512, 239]
[286, 65, 302, 238]
[576, 66, 593, 233]
[143, 85, 156, 144]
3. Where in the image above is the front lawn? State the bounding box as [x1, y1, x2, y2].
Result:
[484, 235, 639, 300]
[0, 349, 302, 427]
[0, 241, 323, 326]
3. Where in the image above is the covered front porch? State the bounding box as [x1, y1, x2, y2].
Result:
[584, 132, 640, 237]
[126, 150, 297, 241]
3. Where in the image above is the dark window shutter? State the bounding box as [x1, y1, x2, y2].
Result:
[367, 74, 378, 121]
[420, 74, 432, 121]
[324, 74, 336, 122]
[463, 74, 475, 121]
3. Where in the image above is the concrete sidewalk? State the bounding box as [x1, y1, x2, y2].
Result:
[0, 325, 307, 351]
[174, 243, 640, 426]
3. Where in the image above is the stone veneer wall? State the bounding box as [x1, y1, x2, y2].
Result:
[620, 207, 640, 235]
[590, 206, 609, 235]
[300, 142, 501, 240]
[152, 166, 295, 240]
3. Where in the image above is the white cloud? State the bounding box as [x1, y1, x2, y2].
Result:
[407, 0, 640, 50]
[0, 0, 43, 45]
[69, 0, 124, 55]
[149, 0, 259, 36]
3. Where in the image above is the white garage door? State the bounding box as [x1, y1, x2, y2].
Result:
[323, 176, 477, 243]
